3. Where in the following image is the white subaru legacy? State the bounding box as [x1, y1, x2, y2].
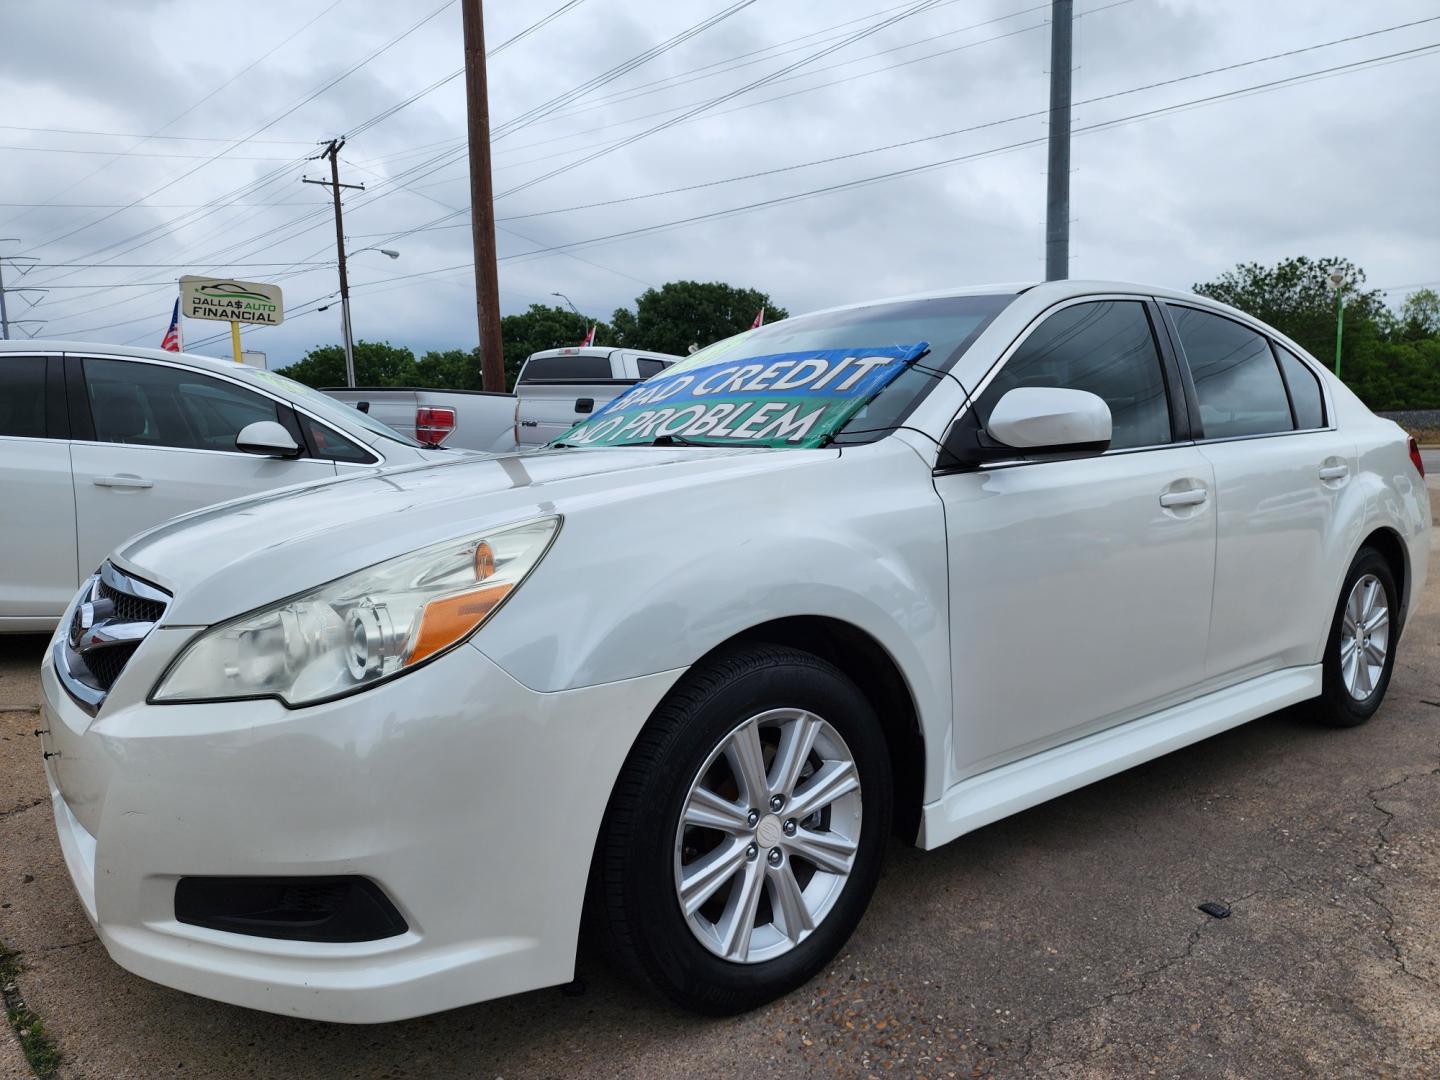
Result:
[1, 341, 452, 632]
[39, 281, 1429, 1022]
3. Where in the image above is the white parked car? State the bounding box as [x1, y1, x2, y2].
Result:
[38, 282, 1429, 1022]
[0, 341, 451, 631]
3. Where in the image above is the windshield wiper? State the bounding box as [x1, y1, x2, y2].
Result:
[650, 434, 715, 447]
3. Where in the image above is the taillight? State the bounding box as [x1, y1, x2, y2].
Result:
[512, 397, 521, 448]
[1409, 436, 1424, 478]
[416, 406, 456, 446]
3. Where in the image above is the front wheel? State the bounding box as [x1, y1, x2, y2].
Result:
[1316, 548, 1399, 727]
[594, 644, 892, 1014]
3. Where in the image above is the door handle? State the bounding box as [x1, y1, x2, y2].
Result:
[1159, 488, 1207, 508]
[1318, 464, 1348, 481]
[93, 475, 153, 489]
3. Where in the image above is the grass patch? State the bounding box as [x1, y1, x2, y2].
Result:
[0, 943, 59, 1078]
[1405, 425, 1440, 446]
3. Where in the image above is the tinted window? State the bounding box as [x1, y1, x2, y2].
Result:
[976, 300, 1171, 450]
[1275, 344, 1325, 430]
[85, 358, 282, 451]
[298, 414, 374, 463]
[1170, 307, 1293, 439]
[0, 356, 46, 438]
[519, 354, 612, 382]
[636, 358, 667, 378]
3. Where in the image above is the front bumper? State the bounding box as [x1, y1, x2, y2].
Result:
[39, 625, 681, 1023]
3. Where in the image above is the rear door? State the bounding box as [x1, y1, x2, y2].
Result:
[515, 351, 624, 446]
[0, 353, 78, 625]
[1161, 303, 1351, 683]
[69, 355, 339, 575]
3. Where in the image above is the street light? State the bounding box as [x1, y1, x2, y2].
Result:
[335, 247, 402, 385]
[1327, 271, 1346, 378]
[550, 291, 580, 316]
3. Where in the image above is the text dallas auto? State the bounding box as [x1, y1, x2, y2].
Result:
[560, 342, 929, 447]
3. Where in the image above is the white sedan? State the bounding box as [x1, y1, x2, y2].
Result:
[0, 341, 450, 631]
[37, 281, 1429, 1021]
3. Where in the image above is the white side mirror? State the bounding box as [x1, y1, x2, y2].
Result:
[987, 387, 1112, 451]
[235, 420, 301, 459]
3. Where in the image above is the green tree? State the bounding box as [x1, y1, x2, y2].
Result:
[415, 348, 482, 391]
[280, 340, 418, 387]
[609, 281, 787, 355]
[1397, 288, 1440, 341]
[1193, 256, 1385, 365]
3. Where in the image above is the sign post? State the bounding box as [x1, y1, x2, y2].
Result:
[179, 275, 285, 363]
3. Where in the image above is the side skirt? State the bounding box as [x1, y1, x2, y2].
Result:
[918, 665, 1321, 850]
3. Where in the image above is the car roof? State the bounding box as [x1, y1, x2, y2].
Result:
[0, 339, 266, 378]
[793, 279, 1251, 321]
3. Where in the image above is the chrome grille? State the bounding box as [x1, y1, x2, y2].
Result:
[54, 562, 170, 714]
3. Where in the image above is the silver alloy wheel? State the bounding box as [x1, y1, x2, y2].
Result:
[673, 708, 862, 964]
[1340, 573, 1389, 700]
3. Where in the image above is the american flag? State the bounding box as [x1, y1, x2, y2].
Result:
[161, 298, 182, 352]
[751, 306, 765, 329]
[581, 324, 597, 347]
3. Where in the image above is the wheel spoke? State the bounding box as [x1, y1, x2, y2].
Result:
[768, 712, 821, 798]
[1364, 641, 1386, 668]
[684, 785, 751, 834]
[789, 759, 859, 821]
[678, 837, 748, 917]
[1361, 579, 1381, 622]
[767, 859, 813, 942]
[716, 859, 766, 961]
[724, 720, 770, 808]
[783, 826, 859, 875]
[1355, 651, 1372, 696]
[1363, 608, 1389, 635]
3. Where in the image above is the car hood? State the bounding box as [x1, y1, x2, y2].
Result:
[114, 446, 790, 624]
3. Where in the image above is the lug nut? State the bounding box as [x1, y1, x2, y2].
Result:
[769, 795, 785, 812]
[746, 809, 760, 827]
[746, 844, 758, 860]
[767, 848, 783, 866]
[783, 819, 797, 836]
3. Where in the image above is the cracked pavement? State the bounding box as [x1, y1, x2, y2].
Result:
[1, 548, 1436, 1077]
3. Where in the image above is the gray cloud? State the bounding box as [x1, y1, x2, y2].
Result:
[1, 0, 1436, 363]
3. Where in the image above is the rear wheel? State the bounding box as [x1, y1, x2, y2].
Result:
[1316, 549, 1398, 727]
[594, 644, 891, 1014]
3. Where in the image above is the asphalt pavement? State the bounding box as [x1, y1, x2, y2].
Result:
[2, 526, 1438, 1077]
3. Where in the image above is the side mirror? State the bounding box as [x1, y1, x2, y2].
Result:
[235, 420, 301, 459]
[939, 387, 1111, 470]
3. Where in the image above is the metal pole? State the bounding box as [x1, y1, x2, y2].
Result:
[0, 256, 9, 340]
[1044, 0, 1073, 282]
[1334, 291, 1345, 378]
[463, 0, 506, 392]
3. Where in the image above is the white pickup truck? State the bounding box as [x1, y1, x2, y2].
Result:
[513, 346, 682, 447]
[321, 386, 517, 454]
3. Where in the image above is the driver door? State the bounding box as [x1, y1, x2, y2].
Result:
[932, 299, 1217, 779]
[69, 355, 338, 576]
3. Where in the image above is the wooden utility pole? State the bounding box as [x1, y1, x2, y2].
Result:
[462, 0, 505, 391]
[303, 140, 364, 386]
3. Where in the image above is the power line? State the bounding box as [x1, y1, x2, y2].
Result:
[0, 125, 318, 144]
[492, 15, 1440, 225]
[492, 41, 1440, 265]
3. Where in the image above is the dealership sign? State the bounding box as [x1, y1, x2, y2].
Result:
[180, 275, 285, 326]
[558, 342, 929, 449]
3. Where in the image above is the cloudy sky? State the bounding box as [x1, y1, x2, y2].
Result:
[1, 0, 1436, 366]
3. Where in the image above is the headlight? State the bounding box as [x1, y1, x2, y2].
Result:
[153, 517, 559, 706]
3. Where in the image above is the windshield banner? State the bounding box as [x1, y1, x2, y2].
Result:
[557, 342, 930, 449]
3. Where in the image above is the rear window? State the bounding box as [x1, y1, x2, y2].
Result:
[637, 358, 668, 378]
[1274, 344, 1326, 430]
[520, 355, 613, 383]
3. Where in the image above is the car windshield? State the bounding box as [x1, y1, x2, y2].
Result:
[552, 293, 1013, 449]
[245, 368, 425, 448]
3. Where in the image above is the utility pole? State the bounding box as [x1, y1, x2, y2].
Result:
[0, 252, 9, 341]
[0, 240, 44, 340]
[1044, 0, 1073, 282]
[462, 0, 506, 392]
[303, 140, 364, 386]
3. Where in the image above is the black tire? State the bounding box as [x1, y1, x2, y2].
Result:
[1316, 548, 1399, 728]
[594, 643, 892, 1014]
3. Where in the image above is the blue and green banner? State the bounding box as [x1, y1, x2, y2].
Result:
[557, 342, 929, 449]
